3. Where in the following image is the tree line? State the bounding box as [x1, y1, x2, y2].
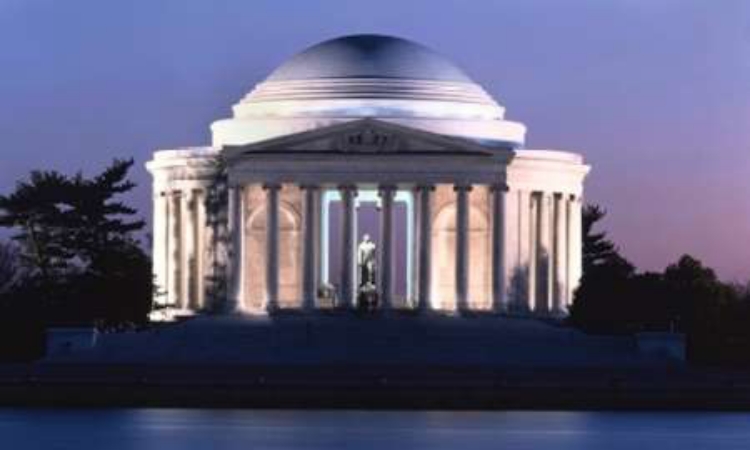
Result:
[569, 205, 750, 367]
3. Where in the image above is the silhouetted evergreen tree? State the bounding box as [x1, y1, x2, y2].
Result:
[0, 171, 76, 284]
[581, 205, 627, 274]
[569, 204, 635, 333]
[63, 160, 144, 269]
[0, 159, 151, 328]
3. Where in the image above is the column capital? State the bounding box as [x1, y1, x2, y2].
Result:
[453, 183, 473, 192]
[490, 182, 510, 192]
[337, 183, 358, 192]
[378, 184, 398, 194]
[299, 183, 320, 191]
[183, 189, 197, 201]
[262, 182, 282, 191]
[414, 183, 435, 192]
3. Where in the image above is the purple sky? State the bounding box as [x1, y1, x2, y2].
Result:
[1, 0, 748, 281]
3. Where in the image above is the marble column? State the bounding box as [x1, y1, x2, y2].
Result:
[181, 190, 196, 310]
[152, 191, 169, 307]
[378, 185, 397, 310]
[227, 185, 245, 313]
[302, 185, 320, 311]
[518, 190, 533, 312]
[194, 189, 206, 310]
[454, 184, 471, 313]
[416, 185, 433, 311]
[264, 183, 280, 312]
[413, 187, 422, 309]
[201, 187, 219, 311]
[536, 192, 552, 314]
[553, 193, 567, 315]
[339, 185, 357, 308]
[320, 191, 330, 286]
[168, 191, 182, 308]
[491, 183, 508, 313]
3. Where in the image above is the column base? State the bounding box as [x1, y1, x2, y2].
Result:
[148, 307, 197, 322]
[491, 304, 511, 315]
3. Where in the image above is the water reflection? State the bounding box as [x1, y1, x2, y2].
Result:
[0, 409, 748, 450]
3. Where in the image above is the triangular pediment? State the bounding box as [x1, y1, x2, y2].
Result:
[223, 119, 502, 158]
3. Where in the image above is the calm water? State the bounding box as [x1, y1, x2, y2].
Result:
[1, 409, 749, 449]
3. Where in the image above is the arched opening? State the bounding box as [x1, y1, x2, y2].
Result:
[244, 201, 302, 311]
[277, 202, 302, 307]
[432, 203, 456, 310]
[431, 201, 491, 311]
[468, 203, 491, 309]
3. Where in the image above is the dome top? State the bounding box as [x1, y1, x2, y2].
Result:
[212, 34, 527, 148]
[267, 34, 473, 83]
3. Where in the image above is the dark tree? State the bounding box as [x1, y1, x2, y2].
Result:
[562, 203, 750, 367]
[627, 271, 671, 330]
[568, 206, 750, 366]
[661, 255, 734, 363]
[0, 241, 19, 294]
[570, 206, 707, 334]
[581, 205, 629, 274]
[0, 171, 76, 284]
[0, 241, 45, 362]
[63, 159, 145, 270]
[568, 204, 635, 333]
[714, 282, 750, 367]
[0, 159, 151, 327]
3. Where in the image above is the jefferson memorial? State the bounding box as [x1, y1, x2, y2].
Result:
[146, 34, 590, 318]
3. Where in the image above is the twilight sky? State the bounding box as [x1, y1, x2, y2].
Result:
[0, 0, 748, 280]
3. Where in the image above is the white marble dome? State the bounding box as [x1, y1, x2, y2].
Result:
[211, 34, 526, 148]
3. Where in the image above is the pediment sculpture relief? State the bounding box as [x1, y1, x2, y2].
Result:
[335, 127, 401, 153]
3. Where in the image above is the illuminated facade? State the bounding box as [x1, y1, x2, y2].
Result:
[146, 34, 590, 319]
